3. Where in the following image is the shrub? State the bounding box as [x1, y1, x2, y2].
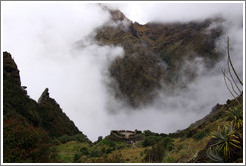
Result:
[91, 149, 100, 157]
[143, 137, 174, 163]
[58, 135, 71, 144]
[109, 141, 116, 147]
[74, 152, 82, 162]
[80, 147, 89, 155]
[106, 148, 114, 154]
[160, 137, 174, 151]
[142, 136, 161, 147]
[73, 134, 88, 142]
[98, 136, 103, 142]
[101, 147, 106, 154]
[144, 145, 165, 162]
[210, 125, 241, 160]
[227, 106, 243, 129]
[193, 130, 207, 141]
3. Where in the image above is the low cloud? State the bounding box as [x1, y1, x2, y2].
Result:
[2, 2, 243, 141]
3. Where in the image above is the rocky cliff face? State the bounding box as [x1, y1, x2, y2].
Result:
[95, 9, 224, 107]
[38, 88, 82, 137]
[3, 51, 86, 162]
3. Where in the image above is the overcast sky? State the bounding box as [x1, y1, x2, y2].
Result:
[2, 2, 244, 141]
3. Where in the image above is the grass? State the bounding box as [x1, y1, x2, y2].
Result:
[54, 102, 239, 163]
[56, 141, 90, 163]
[167, 136, 211, 162]
[110, 147, 146, 163]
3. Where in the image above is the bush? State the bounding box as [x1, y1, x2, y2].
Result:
[193, 130, 207, 141]
[100, 138, 116, 148]
[80, 147, 89, 155]
[144, 145, 165, 162]
[73, 134, 88, 142]
[58, 135, 72, 144]
[91, 149, 100, 157]
[135, 129, 142, 134]
[160, 137, 174, 151]
[106, 148, 115, 154]
[74, 152, 82, 161]
[142, 136, 161, 147]
[109, 141, 116, 147]
[101, 147, 106, 154]
[143, 130, 159, 137]
[143, 137, 174, 163]
[98, 136, 103, 142]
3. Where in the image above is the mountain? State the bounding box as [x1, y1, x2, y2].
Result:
[95, 8, 223, 107]
[3, 51, 89, 162]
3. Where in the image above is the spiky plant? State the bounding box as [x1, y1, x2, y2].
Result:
[207, 147, 224, 163]
[211, 125, 241, 159]
[226, 106, 243, 129]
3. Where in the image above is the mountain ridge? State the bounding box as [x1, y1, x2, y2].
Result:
[94, 8, 224, 107]
[3, 51, 89, 162]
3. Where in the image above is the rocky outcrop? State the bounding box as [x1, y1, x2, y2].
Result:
[38, 88, 49, 103]
[3, 51, 88, 162]
[38, 88, 82, 137]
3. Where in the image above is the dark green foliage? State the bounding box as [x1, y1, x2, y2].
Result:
[160, 137, 174, 151]
[58, 135, 72, 144]
[143, 137, 174, 162]
[80, 147, 89, 155]
[134, 129, 142, 134]
[193, 130, 207, 141]
[91, 149, 100, 157]
[57, 134, 89, 144]
[98, 136, 103, 142]
[142, 136, 161, 147]
[100, 138, 116, 148]
[74, 152, 83, 162]
[144, 145, 165, 163]
[143, 130, 159, 137]
[101, 147, 106, 154]
[74, 147, 89, 162]
[106, 148, 115, 154]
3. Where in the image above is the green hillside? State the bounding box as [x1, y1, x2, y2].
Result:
[3, 52, 89, 163]
[55, 95, 242, 163]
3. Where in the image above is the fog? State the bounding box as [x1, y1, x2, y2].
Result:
[2, 2, 243, 141]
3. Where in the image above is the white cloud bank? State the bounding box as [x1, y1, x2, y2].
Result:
[2, 2, 244, 141]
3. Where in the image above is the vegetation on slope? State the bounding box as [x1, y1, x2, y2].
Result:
[3, 52, 89, 163]
[55, 94, 242, 163]
[95, 9, 224, 107]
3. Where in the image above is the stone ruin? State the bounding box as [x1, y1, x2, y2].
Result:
[109, 130, 143, 142]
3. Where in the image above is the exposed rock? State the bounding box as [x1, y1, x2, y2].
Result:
[37, 88, 82, 137]
[38, 88, 49, 103]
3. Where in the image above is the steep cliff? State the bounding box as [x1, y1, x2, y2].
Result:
[3, 51, 88, 162]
